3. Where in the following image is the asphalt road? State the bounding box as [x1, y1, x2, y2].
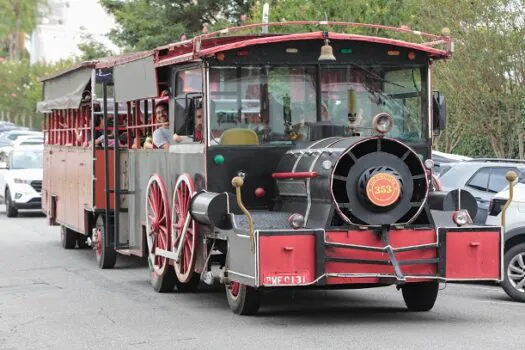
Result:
[0, 205, 523, 350]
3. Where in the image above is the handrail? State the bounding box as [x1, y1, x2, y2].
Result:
[501, 171, 518, 231]
[159, 21, 452, 53]
[231, 175, 255, 253]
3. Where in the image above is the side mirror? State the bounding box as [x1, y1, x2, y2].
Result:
[432, 91, 446, 135]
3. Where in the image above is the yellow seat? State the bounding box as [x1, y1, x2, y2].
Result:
[219, 128, 259, 145]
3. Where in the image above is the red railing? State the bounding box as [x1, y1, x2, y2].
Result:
[44, 98, 164, 149]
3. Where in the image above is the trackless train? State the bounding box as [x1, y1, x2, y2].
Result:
[38, 22, 505, 314]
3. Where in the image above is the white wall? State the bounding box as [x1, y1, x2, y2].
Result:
[29, 0, 119, 64]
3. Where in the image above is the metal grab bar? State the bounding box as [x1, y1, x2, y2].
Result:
[502, 170, 518, 231]
[231, 176, 255, 253]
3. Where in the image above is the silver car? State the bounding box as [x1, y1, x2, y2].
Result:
[437, 158, 525, 224]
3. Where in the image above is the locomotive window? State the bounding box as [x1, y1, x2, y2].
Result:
[208, 64, 426, 145]
[174, 68, 203, 135]
[320, 65, 425, 142]
[466, 168, 490, 192]
[209, 66, 317, 145]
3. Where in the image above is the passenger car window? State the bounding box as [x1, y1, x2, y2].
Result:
[466, 168, 490, 191]
[487, 167, 517, 193]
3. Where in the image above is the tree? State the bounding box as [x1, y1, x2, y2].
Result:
[248, 0, 525, 158]
[78, 34, 115, 61]
[0, 0, 45, 60]
[417, 0, 525, 158]
[99, 0, 254, 51]
[0, 58, 78, 128]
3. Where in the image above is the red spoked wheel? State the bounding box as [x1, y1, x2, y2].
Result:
[146, 174, 175, 292]
[171, 174, 200, 291]
[229, 281, 240, 298]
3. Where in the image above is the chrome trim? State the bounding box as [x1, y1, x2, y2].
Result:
[325, 241, 438, 252]
[227, 270, 256, 280]
[255, 230, 259, 287]
[91, 68, 96, 208]
[204, 64, 210, 149]
[427, 63, 432, 139]
[304, 139, 342, 225]
[500, 226, 504, 282]
[291, 138, 330, 172]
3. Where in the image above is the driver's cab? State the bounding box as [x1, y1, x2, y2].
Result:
[170, 66, 204, 145]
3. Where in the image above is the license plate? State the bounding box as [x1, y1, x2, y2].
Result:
[263, 272, 308, 286]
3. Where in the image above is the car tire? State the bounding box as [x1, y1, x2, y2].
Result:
[4, 188, 18, 218]
[501, 243, 525, 302]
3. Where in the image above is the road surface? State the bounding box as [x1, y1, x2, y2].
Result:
[0, 206, 522, 349]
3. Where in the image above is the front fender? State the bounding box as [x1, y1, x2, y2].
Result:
[504, 227, 525, 249]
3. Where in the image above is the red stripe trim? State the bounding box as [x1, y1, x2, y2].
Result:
[272, 172, 318, 179]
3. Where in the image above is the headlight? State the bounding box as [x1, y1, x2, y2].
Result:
[424, 159, 435, 169]
[452, 210, 471, 226]
[13, 178, 30, 184]
[288, 213, 305, 229]
[372, 113, 393, 134]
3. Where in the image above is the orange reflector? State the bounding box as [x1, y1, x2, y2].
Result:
[216, 52, 225, 61]
[408, 51, 416, 60]
[387, 50, 400, 56]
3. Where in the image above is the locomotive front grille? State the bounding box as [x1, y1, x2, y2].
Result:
[31, 180, 42, 193]
[331, 137, 428, 226]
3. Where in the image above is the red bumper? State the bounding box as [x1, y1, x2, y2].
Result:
[257, 226, 502, 287]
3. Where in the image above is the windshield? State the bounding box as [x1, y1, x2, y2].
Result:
[10, 150, 43, 169]
[209, 65, 427, 145]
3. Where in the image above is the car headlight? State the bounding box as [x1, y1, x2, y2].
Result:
[13, 178, 30, 184]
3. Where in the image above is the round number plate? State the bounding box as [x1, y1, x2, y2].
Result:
[366, 172, 401, 207]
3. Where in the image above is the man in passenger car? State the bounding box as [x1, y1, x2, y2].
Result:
[149, 103, 172, 149]
[94, 118, 124, 148]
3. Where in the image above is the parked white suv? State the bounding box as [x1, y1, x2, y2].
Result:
[0, 146, 43, 217]
[486, 177, 525, 302]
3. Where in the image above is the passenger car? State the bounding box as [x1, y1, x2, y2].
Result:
[486, 177, 525, 302]
[0, 146, 44, 217]
[437, 159, 525, 224]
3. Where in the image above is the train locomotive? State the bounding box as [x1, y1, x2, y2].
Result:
[38, 22, 504, 315]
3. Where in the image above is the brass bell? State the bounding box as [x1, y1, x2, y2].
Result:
[318, 38, 336, 61]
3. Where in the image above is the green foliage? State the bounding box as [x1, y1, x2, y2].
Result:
[0, 0, 45, 59]
[0, 58, 78, 128]
[99, 0, 254, 51]
[78, 34, 115, 61]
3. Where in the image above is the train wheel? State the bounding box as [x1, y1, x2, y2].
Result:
[171, 174, 200, 292]
[225, 281, 260, 315]
[94, 215, 117, 269]
[60, 225, 76, 249]
[146, 174, 176, 293]
[401, 281, 439, 311]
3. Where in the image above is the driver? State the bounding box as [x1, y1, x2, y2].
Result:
[172, 106, 203, 143]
